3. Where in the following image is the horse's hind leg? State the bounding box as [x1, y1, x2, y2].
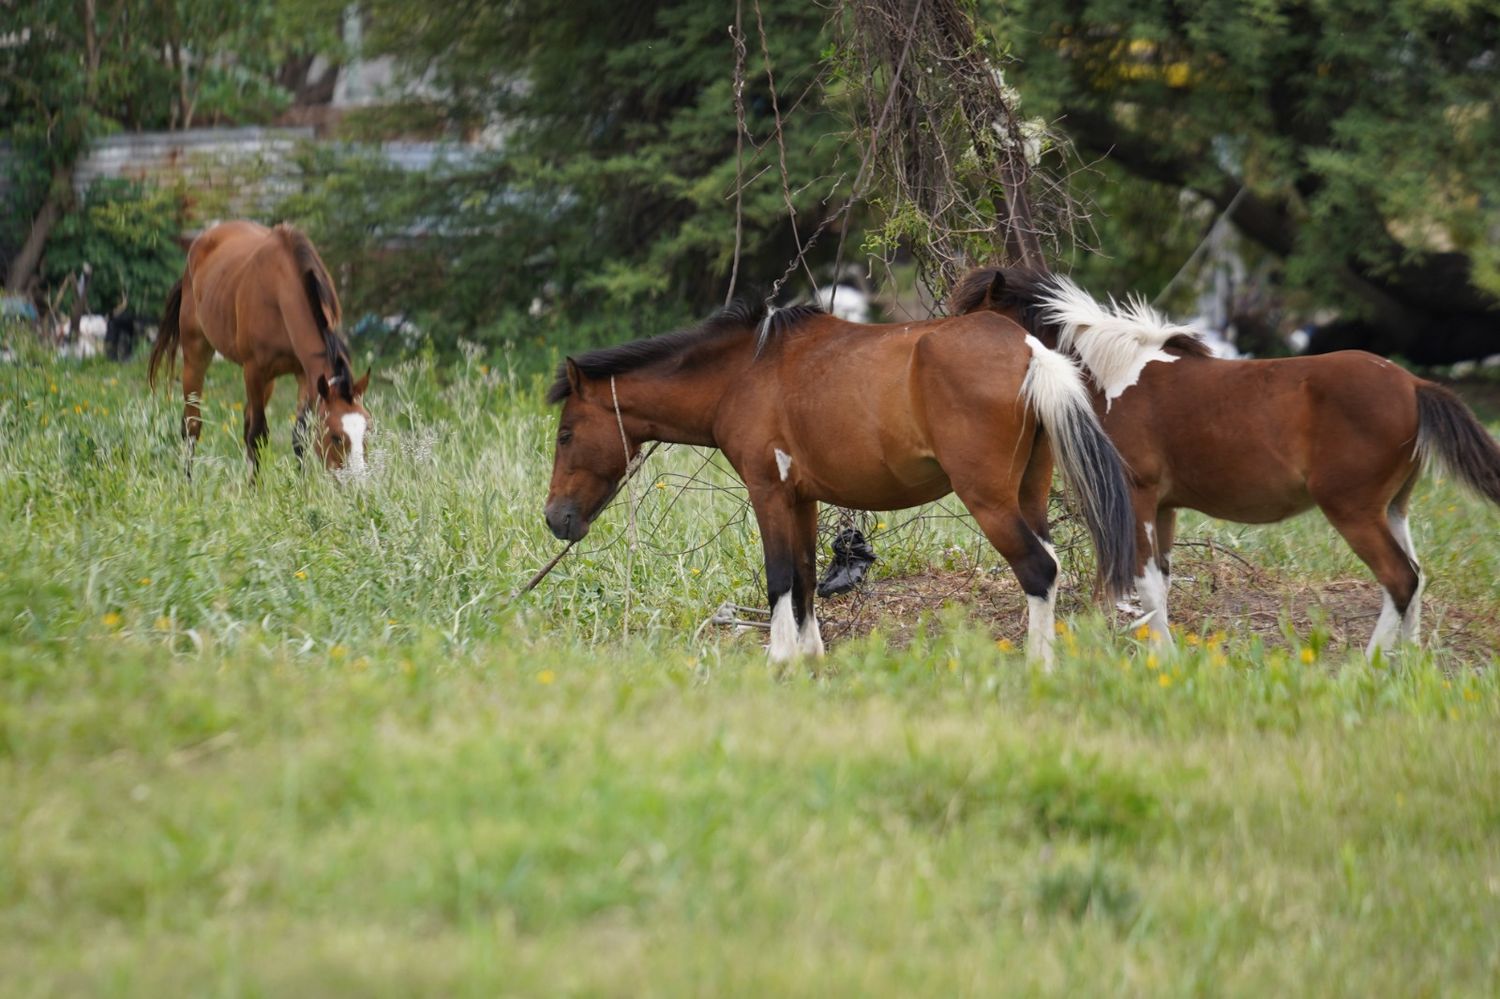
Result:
[1018, 429, 1053, 543]
[1387, 473, 1424, 644]
[1322, 504, 1422, 657]
[953, 488, 1060, 669]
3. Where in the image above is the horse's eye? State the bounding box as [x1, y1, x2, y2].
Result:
[558, 428, 573, 445]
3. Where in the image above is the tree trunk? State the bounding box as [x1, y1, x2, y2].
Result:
[4, 162, 75, 294]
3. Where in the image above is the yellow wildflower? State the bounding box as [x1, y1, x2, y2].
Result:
[1055, 621, 1069, 636]
[1134, 623, 1152, 641]
[1158, 673, 1173, 688]
[1463, 688, 1480, 702]
[1185, 633, 1201, 647]
[73, 405, 82, 415]
[690, 567, 701, 575]
[294, 570, 307, 580]
[537, 669, 556, 685]
[102, 611, 122, 629]
[49, 382, 57, 393]
[400, 659, 416, 676]
[1299, 647, 1316, 665]
[329, 644, 348, 660]
[946, 657, 958, 673]
[154, 616, 171, 631]
[655, 481, 666, 489]
[1145, 653, 1159, 671]
[995, 638, 1014, 652]
[876, 522, 888, 530]
[138, 577, 151, 586]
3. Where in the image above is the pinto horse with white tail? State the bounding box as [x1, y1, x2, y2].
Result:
[542, 300, 1137, 669]
[149, 221, 371, 477]
[951, 267, 1500, 657]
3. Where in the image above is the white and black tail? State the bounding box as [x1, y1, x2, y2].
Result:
[1019, 335, 1137, 598]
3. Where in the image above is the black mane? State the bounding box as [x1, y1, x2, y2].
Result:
[322, 327, 355, 397]
[546, 299, 825, 404]
[949, 265, 1213, 359]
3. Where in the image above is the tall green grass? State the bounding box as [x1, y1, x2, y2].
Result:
[3, 350, 1499, 995]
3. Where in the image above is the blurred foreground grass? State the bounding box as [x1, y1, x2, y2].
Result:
[3, 351, 1499, 995]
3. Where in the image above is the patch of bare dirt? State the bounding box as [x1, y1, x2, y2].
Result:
[810, 542, 1500, 662]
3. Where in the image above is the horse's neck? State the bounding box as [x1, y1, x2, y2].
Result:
[617, 348, 747, 447]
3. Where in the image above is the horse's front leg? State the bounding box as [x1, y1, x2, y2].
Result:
[792, 500, 824, 657]
[294, 378, 318, 462]
[747, 487, 818, 664]
[1131, 487, 1172, 648]
[242, 370, 273, 479]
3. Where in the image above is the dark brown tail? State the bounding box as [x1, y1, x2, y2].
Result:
[148, 279, 184, 389]
[1415, 382, 1500, 506]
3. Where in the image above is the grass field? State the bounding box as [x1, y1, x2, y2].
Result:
[4, 348, 1500, 996]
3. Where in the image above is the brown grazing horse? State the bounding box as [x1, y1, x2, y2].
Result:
[148, 221, 370, 476]
[951, 267, 1500, 656]
[543, 301, 1138, 668]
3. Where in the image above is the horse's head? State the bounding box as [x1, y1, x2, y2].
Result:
[315, 368, 372, 473]
[948, 266, 1050, 340]
[544, 359, 637, 542]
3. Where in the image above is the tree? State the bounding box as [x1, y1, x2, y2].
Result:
[0, 0, 344, 295]
[990, 0, 1500, 361]
[356, 0, 855, 316]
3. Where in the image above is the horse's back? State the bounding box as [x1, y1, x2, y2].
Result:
[1126, 349, 1420, 519]
[182, 221, 303, 363]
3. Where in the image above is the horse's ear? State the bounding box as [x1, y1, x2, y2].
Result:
[317, 373, 331, 401]
[565, 357, 585, 399]
[987, 269, 1007, 307]
[353, 368, 370, 398]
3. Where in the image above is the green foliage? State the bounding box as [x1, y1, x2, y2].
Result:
[40, 179, 185, 314]
[988, 0, 1500, 306]
[354, 0, 856, 318]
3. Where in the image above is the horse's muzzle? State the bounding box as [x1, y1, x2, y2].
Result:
[544, 499, 588, 542]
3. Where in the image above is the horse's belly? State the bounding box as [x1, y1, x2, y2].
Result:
[802, 453, 952, 512]
[1172, 484, 1315, 524]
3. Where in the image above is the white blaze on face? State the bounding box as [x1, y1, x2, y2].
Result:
[341, 413, 368, 474]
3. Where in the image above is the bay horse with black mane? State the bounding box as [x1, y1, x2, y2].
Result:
[148, 221, 371, 476]
[951, 266, 1500, 656]
[543, 301, 1138, 668]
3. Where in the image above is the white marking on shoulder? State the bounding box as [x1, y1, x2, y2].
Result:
[1040, 275, 1204, 410]
[774, 448, 793, 482]
[341, 413, 368, 475]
